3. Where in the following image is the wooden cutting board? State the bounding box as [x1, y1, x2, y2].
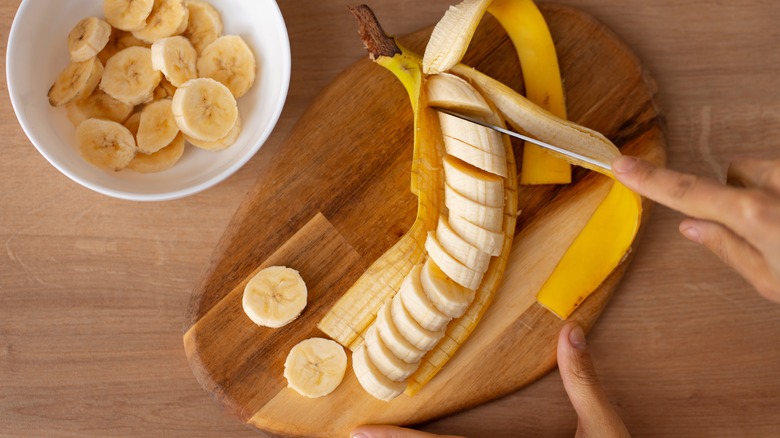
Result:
[183, 4, 666, 436]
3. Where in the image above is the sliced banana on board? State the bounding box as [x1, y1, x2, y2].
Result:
[424, 232, 483, 291]
[48, 57, 103, 107]
[151, 36, 197, 87]
[364, 325, 418, 382]
[374, 301, 425, 364]
[444, 183, 504, 232]
[448, 212, 504, 257]
[100, 46, 161, 106]
[185, 112, 241, 151]
[426, 72, 492, 116]
[352, 344, 406, 402]
[183, 0, 223, 53]
[65, 89, 134, 127]
[172, 77, 237, 142]
[435, 215, 491, 274]
[438, 112, 505, 156]
[242, 266, 307, 328]
[419, 258, 475, 319]
[398, 264, 451, 332]
[127, 133, 185, 173]
[132, 0, 190, 44]
[76, 118, 137, 171]
[390, 292, 445, 351]
[284, 338, 347, 398]
[103, 0, 154, 32]
[197, 35, 256, 99]
[443, 155, 504, 207]
[68, 17, 112, 62]
[136, 98, 179, 154]
[442, 134, 507, 177]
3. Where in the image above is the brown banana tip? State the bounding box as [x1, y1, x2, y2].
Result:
[349, 4, 401, 59]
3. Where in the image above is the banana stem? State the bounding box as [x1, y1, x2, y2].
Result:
[348, 5, 401, 60]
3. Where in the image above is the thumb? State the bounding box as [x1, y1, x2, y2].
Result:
[558, 322, 630, 438]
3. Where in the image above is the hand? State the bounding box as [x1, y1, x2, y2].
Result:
[350, 322, 629, 438]
[612, 156, 780, 303]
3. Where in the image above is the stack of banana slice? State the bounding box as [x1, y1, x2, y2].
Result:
[47, 0, 256, 173]
[354, 72, 514, 401]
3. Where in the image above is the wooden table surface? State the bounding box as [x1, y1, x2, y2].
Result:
[2, 1, 778, 436]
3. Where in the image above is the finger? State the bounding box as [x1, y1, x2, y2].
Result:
[727, 158, 780, 194]
[557, 322, 630, 438]
[612, 156, 770, 241]
[680, 218, 780, 303]
[351, 425, 463, 438]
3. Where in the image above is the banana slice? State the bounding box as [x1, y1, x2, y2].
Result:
[352, 344, 406, 401]
[151, 36, 197, 86]
[390, 292, 445, 351]
[284, 338, 347, 398]
[436, 215, 491, 274]
[398, 264, 451, 332]
[448, 212, 504, 257]
[374, 301, 425, 364]
[419, 258, 475, 319]
[68, 17, 112, 62]
[426, 72, 492, 116]
[48, 57, 103, 107]
[127, 133, 185, 173]
[424, 232, 483, 290]
[185, 113, 241, 151]
[183, 0, 223, 53]
[364, 325, 418, 382]
[76, 118, 137, 171]
[104, 0, 154, 31]
[443, 155, 504, 207]
[98, 28, 148, 64]
[171, 77, 237, 142]
[439, 112, 505, 156]
[100, 46, 161, 106]
[132, 0, 189, 44]
[242, 266, 307, 328]
[66, 89, 134, 127]
[443, 134, 507, 177]
[444, 183, 504, 232]
[197, 35, 256, 98]
[136, 98, 179, 154]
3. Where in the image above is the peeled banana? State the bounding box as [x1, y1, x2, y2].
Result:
[283, 338, 347, 398]
[242, 266, 307, 329]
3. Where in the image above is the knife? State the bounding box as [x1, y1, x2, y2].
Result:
[432, 107, 612, 172]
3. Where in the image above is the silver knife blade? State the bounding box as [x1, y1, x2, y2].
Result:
[432, 107, 612, 172]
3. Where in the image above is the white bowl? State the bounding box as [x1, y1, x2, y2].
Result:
[7, 0, 290, 201]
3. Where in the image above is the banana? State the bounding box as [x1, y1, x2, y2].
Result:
[443, 155, 504, 207]
[151, 36, 198, 86]
[436, 215, 491, 274]
[171, 77, 237, 142]
[283, 338, 347, 398]
[132, 0, 189, 44]
[439, 112, 505, 157]
[444, 183, 504, 232]
[76, 118, 137, 171]
[182, 0, 223, 53]
[127, 132, 185, 173]
[48, 57, 103, 107]
[136, 98, 179, 154]
[398, 264, 451, 332]
[425, 72, 492, 116]
[65, 89, 134, 127]
[353, 344, 406, 402]
[100, 46, 161, 106]
[419, 258, 475, 319]
[424, 232, 483, 290]
[98, 28, 148, 65]
[68, 17, 112, 62]
[197, 35, 256, 98]
[242, 266, 307, 328]
[185, 113, 241, 151]
[442, 134, 507, 177]
[422, 0, 492, 75]
[374, 301, 426, 364]
[104, 0, 154, 31]
[390, 291, 445, 351]
[448, 212, 503, 257]
[364, 325, 418, 382]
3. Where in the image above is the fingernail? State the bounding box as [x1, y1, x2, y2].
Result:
[569, 325, 587, 351]
[680, 225, 702, 244]
[612, 156, 639, 174]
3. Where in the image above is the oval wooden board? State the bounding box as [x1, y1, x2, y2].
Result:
[183, 4, 666, 437]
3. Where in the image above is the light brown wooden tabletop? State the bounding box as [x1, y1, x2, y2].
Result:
[2, 1, 779, 437]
